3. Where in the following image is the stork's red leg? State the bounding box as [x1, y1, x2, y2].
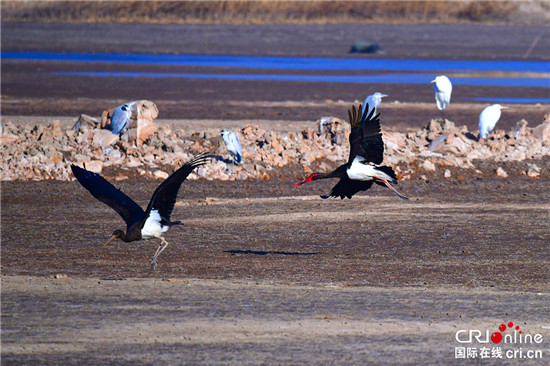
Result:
[375, 176, 409, 200]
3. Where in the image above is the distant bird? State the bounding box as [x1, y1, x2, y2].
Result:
[319, 117, 331, 135]
[430, 75, 452, 119]
[221, 129, 242, 164]
[71, 153, 209, 270]
[294, 104, 408, 200]
[111, 102, 135, 135]
[479, 104, 507, 139]
[362, 92, 388, 117]
[349, 41, 385, 54]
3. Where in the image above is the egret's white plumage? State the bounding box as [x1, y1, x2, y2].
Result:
[431, 75, 452, 112]
[362, 92, 388, 117]
[221, 130, 242, 164]
[479, 104, 507, 139]
[319, 117, 331, 135]
[111, 102, 135, 135]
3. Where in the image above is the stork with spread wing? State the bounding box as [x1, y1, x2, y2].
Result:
[294, 104, 408, 200]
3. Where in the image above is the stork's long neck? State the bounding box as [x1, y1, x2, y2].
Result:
[316, 166, 348, 180]
[314, 172, 332, 180]
[329, 164, 349, 179]
[294, 165, 348, 188]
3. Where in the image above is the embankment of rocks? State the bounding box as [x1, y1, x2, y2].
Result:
[1, 114, 549, 182]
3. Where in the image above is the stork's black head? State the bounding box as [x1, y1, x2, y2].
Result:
[112, 229, 125, 237]
[293, 173, 321, 188]
[104, 229, 125, 246]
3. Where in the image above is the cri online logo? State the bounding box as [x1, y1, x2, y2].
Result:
[492, 322, 521, 343]
[456, 321, 543, 344]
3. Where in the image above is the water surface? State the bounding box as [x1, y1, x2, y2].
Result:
[4, 51, 549, 102]
[52, 71, 549, 88]
[3, 51, 549, 73]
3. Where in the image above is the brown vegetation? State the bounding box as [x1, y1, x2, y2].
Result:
[2, 0, 544, 25]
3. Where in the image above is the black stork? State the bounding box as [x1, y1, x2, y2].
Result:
[71, 153, 210, 270]
[294, 104, 408, 200]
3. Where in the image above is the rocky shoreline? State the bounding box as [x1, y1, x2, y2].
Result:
[1, 112, 549, 182]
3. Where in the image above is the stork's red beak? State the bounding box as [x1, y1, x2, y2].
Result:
[104, 234, 117, 247]
[293, 174, 316, 188]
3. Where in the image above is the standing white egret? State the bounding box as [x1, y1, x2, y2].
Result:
[430, 76, 452, 119]
[111, 102, 136, 135]
[479, 104, 507, 139]
[221, 130, 242, 164]
[362, 92, 388, 117]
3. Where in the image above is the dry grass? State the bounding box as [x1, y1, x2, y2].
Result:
[0, 0, 536, 25]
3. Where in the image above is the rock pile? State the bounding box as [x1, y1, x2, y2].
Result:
[388, 116, 550, 180]
[1, 113, 549, 181]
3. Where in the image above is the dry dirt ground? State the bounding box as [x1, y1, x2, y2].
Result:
[2, 179, 550, 364]
[2, 276, 549, 366]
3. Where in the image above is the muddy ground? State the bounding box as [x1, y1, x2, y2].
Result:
[2, 179, 550, 364]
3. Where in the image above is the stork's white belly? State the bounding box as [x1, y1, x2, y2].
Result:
[347, 157, 392, 182]
[141, 209, 169, 239]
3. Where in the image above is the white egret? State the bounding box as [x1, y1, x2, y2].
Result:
[479, 104, 507, 139]
[221, 130, 242, 164]
[430, 75, 452, 119]
[111, 102, 135, 135]
[362, 92, 388, 117]
[319, 117, 331, 135]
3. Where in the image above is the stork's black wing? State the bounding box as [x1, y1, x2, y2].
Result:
[71, 165, 145, 230]
[322, 178, 374, 200]
[145, 153, 210, 225]
[348, 103, 384, 164]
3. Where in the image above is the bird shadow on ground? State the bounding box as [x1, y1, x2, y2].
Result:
[463, 132, 479, 141]
[213, 155, 237, 165]
[224, 249, 319, 256]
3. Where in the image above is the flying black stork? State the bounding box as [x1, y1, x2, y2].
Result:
[294, 104, 408, 200]
[71, 153, 210, 270]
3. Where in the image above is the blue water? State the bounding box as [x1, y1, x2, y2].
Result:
[469, 97, 550, 103]
[3, 51, 550, 73]
[52, 71, 550, 88]
[3, 51, 549, 102]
